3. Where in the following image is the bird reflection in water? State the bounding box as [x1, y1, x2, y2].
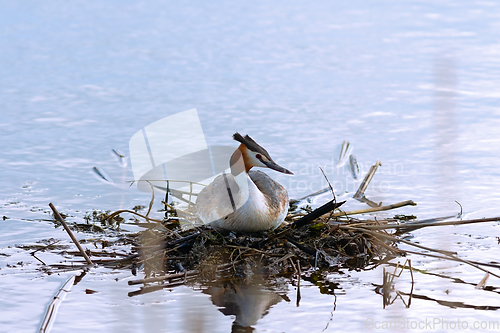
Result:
[202, 276, 288, 332]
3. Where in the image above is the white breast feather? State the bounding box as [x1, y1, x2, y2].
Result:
[196, 170, 288, 232]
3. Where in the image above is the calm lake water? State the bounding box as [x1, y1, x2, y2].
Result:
[1, 0, 500, 332]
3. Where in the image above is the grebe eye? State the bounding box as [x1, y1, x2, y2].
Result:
[255, 154, 262, 160]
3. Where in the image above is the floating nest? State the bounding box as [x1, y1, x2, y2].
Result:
[92, 198, 407, 296]
[34, 191, 500, 300]
[135, 208, 377, 281]
[36, 158, 500, 297]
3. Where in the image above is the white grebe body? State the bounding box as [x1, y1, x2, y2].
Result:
[195, 133, 292, 232]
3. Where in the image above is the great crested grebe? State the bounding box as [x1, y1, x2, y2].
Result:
[196, 133, 293, 232]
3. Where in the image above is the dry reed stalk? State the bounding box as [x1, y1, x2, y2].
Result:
[49, 203, 93, 266]
[331, 200, 416, 218]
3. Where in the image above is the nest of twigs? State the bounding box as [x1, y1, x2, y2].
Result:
[41, 159, 500, 297]
[43, 193, 500, 299]
[114, 198, 401, 298]
[136, 215, 377, 281]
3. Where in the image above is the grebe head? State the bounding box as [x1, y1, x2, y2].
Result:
[232, 133, 293, 175]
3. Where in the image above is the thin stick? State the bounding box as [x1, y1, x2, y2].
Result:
[289, 257, 298, 274]
[132, 232, 200, 252]
[357, 216, 500, 230]
[101, 254, 140, 266]
[128, 280, 187, 297]
[127, 179, 206, 187]
[408, 259, 414, 308]
[106, 210, 164, 223]
[30, 240, 60, 265]
[319, 167, 339, 224]
[39, 275, 76, 332]
[145, 181, 155, 223]
[128, 270, 198, 285]
[296, 188, 331, 202]
[319, 167, 336, 204]
[346, 215, 455, 228]
[401, 249, 500, 269]
[331, 200, 416, 218]
[476, 273, 490, 290]
[353, 160, 382, 200]
[405, 249, 500, 279]
[296, 259, 301, 307]
[455, 200, 463, 217]
[343, 225, 500, 279]
[49, 203, 93, 266]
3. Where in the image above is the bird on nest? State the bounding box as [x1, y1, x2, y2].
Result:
[196, 133, 293, 232]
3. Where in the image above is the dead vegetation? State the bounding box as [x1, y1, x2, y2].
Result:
[33, 157, 500, 332]
[39, 160, 500, 298]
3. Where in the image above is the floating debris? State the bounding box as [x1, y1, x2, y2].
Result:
[349, 154, 359, 180]
[92, 167, 113, 183]
[25, 156, 500, 303]
[111, 149, 127, 167]
[336, 141, 352, 167]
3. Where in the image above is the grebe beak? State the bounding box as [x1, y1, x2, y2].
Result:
[262, 160, 293, 175]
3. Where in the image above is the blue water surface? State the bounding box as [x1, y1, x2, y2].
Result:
[1, 1, 500, 332]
